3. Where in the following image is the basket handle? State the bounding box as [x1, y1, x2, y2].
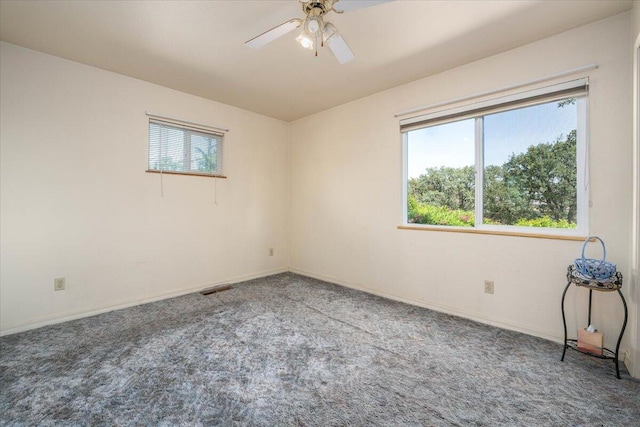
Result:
[581, 236, 607, 262]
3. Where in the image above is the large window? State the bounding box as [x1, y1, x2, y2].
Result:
[148, 118, 224, 177]
[402, 79, 588, 236]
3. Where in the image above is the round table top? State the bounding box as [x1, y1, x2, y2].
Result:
[567, 264, 622, 291]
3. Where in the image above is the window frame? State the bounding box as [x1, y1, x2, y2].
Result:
[401, 81, 589, 238]
[146, 117, 226, 179]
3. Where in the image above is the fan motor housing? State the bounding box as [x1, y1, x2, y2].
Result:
[302, 1, 331, 17]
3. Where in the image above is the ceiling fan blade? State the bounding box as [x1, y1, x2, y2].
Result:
[245, 19, 302, 49]
[332, 0, 394, 13]
[326, 31, 355, 64]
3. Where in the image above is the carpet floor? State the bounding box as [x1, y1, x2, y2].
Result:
[1, 273, 639, 426]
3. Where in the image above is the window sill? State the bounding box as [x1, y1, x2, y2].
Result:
[397, 225, 588, 241]
[146, 170, 227, 179]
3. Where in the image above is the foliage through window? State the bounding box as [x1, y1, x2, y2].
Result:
[148, 119, 223, 176]
[402, 80, 588, 235]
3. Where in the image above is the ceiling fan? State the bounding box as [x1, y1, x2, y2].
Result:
[245, 0, 393, 64]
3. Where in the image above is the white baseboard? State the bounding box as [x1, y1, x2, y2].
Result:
[0, 267, 288, 336]
[289, 267, 564, 344]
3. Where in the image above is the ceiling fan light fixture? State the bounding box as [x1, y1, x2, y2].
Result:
[296, 31, 315, 50]
[305, 16, 321, 34]
[246, 0, 393, 64]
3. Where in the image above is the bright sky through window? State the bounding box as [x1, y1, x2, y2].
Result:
[407, 102, 577, 178]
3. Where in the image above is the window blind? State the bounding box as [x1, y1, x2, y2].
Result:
[399, 78, 589, 133]
[148, 119, 224, 176]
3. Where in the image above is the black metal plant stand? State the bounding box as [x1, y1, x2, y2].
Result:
[561, 265, 627, 378]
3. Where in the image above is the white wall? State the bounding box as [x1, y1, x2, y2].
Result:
[290, 13, 634, 365]
[0, 42, 290, 335]
[631, 0, 640, 378]
[634, 0, 640, 39]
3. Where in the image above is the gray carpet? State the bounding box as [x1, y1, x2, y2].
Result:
[1, 273, 639, 426]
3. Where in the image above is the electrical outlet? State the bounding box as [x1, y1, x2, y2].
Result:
[54, 277, 66, 291]
[484, 280, 494, 294]
[269, 248, 274, 256]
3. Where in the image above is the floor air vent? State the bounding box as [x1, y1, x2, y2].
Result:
[200, 285, 232, 296]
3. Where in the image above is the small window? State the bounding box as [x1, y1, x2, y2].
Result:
[401, 79, 589, 236]
[148, 119, 224, 177]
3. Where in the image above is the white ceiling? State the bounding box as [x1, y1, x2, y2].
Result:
[0, 0, 633, 121]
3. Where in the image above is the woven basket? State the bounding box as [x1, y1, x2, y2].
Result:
[574, 236, 616, 280]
